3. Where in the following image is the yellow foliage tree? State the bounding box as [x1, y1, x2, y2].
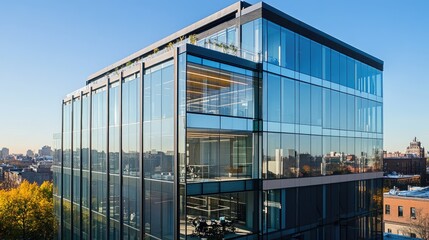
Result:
[0, 180, 56, 239]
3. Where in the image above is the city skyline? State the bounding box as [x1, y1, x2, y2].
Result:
[1, 0, 429, 154]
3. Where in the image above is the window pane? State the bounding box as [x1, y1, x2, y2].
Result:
[311, 85, 322, 126]
[339, 54, 346, 87]
[299, 82, 311, 125]
[299, 36, 310, 75]
[323, 89, 331, 129]
[331, 90, 340, 129]
[281, 77, 295, 124]
[311, 41, 322, 78]
[187, 59, 256, 118]
[267, 22, 280, 65]
[347, 57, 356, 89]
[267, 73, 281, 122]
[339, 92, 347, 130]
[331, 50, 340, 84]
[322, 46, 331, 81]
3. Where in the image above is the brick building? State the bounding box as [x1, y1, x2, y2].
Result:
[384, 187, 429, 239]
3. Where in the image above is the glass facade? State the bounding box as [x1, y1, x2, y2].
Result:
[143, 60, 174, 240]
[58, 3, 383, 240]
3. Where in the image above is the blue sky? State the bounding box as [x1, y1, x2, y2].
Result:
[0, 0, 428, 154]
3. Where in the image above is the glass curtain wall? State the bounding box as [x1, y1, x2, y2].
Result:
[185, 55, 258, 183]
[262, 179, 382, 238]
[261, 19, 383, 180]
[143, 60, 174, 240]
[178, 53, 187, 239]
[54, 107, 64, 240]
[91, 87, 107, 240]
[122, 74, 141, 239]
[262, 19, 383, 98]
[63, 101, 72, 240]
[183, 54, 259, 239]
[72, 97, 81, 240]
[109, 83, 120, 239]
[241, 19, 262, 62]
[80, 94, 90, 239]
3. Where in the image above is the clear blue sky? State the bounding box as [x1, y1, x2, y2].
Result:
[0, 0, 428, 154]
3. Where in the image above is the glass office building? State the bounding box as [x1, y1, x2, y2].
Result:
[55, 2, 384, 239]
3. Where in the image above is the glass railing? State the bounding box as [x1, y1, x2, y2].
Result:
[199, 39, 262, 62]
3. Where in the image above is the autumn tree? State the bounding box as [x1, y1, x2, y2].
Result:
[0, 180, 56, 239]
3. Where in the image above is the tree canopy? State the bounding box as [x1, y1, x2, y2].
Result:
[0, 180, 56, 240]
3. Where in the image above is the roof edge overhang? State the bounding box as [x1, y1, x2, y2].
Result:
[86, 1, 249, 83]
[257, 2, 384, 71]
[87, 1, 384, 83]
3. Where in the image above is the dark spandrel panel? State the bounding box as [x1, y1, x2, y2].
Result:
[202, 58, 220, 69]
[246, 180, 256, 191]
[187, 183, 202, 196]
[202, 182, 219, 194]
[220, 180, 245, 192]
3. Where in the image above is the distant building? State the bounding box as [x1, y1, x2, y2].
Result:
[26, 149, 34, 158]
[38, 145, 52, 157]
[0, 164, 14, 181]
[4, 161, 53, 187]
[385, 151, 407, 158]
[405, 137, 425, 158]
[384, 138, 428, 186]
[384, 173, 421, 190]
[384, 187, 429, 239]
[383, 157, 427, 186]
[1, 147, 9, 160]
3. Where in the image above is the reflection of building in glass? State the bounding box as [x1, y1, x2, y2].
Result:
[55, 1, 384, 239]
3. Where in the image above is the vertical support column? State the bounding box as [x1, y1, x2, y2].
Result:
[106, 79, 111, 240]
[236, 2, 242, 58]
[70, 96, 74, 240]
[60, 100, 64, 240]
[119, 73, 124, 240]
[79, 91, 83, 238]
[173, 47, 179, 240]
[88, 87, 93, 240]
[139, 63, 145, 239]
